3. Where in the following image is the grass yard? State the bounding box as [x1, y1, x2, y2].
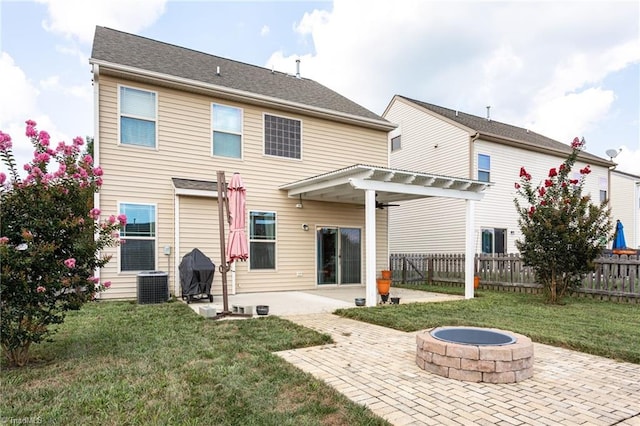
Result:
[335, 284, 640, 364]
[1, 301, 390, 426]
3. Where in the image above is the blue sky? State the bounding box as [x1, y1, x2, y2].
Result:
[1, 0, 639, 174]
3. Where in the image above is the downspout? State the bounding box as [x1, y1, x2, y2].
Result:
[92, 63, 101, 296]
[469, 131, 480, 179]
[468, 131, 480, 254]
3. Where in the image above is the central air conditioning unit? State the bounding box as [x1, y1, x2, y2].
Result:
[137, 271, 169, 304]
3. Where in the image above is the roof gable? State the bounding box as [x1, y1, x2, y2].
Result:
[396, 95, 613, 167]
[91, 26, 391, 128]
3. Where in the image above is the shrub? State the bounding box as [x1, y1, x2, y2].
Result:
[514, 137, 612, 303]
[0, 120, 125, 366]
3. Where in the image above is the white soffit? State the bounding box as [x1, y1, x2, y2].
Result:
[280, 164, 490, 204]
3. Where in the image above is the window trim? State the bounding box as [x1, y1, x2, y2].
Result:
[211, 103, 243, 159]
[478, 153, 491, 182]
[248, 210, 277, 271]
[117, 202, 158, 273]
[263, 113, 303, 161]
[117, 84, 158, 149]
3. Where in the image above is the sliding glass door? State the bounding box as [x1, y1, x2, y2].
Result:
[317, 227, 361, 285]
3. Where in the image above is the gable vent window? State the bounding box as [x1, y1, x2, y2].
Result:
[391, 135, 402, 151]
[264, 114, 301, 159]
[119, 86, 157, 148]
[478, 154, 490, 182]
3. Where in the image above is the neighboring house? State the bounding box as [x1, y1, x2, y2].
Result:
[89, 28, 487, 303]
[610, 169, 640, 248]
[384, 95, 616, 255]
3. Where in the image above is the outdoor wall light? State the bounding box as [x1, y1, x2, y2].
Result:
[302, 224, 309, 231]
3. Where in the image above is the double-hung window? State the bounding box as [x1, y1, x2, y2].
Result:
[391, 135, 402, 151]
[249, 211, 276, 269]
[119, 86, 157, 148]
[119, 203, 156, 271]
[264, 114, 301, 159]
[478, 154, 491, 182]
[212, 104, 242, 158]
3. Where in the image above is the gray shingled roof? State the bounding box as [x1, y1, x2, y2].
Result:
[398, 96, 612, 166]
[91, 26, 389, 125]
[172, 178, 216, 192]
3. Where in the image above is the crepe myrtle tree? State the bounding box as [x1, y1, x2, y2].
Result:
[0, 120, 126, 367]
[514, 137, 612, 304]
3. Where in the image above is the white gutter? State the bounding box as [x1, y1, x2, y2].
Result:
[92, 63, 102, 297]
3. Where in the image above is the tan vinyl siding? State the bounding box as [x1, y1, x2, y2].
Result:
[97, 75, 389, 298]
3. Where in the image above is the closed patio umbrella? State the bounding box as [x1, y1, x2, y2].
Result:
[612, 220, 627, 250]
[226, 172, 249, 263]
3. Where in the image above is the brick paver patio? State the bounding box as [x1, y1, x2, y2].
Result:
[276, 314, 640, 426]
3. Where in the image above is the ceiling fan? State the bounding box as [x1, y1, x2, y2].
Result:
[358, 195, 400, 209]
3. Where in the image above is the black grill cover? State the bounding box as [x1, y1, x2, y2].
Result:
[179, 249, 215, 296]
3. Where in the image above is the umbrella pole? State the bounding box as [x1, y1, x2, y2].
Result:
[217, 171, 231, 314]
[214, 171, 251, 319]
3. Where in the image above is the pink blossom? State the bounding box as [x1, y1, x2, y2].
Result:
[117, 214, 127, 226]
[24, 164, 32, 171]
[88, 276, 100, 284]
[0, 131, 12, 151]
[73, 136, 84, 147]
[93, 166, 103, 176]
[64, 258, 76, 268]
[108, 215, 116, 224]
[570, 179, 579, 185]
[0, 237, 9, 244]
[26, 125, 37, 138]
[96, 177, 103, 187]
[519, 167, 528, 178]
[559, 164, 566, 172]
[83, 154, 93, 165]
[514, 182, 520, 189]
[89, 208, 101, 220]
[78, 217, 85, 225]
[103, 281, 112, 289]
[571, 137, 584, 149]
[538, 187, 546, 197]
[36, 286, 46, 293]
[544, 179, 553, 188]
[38, 131, 50, 146]
[25, 119, 36, 127]
[54, 163, 67, 178]
[0, 173, 6, 185]
[548, 168, 557, 177]
[528, 206, 535, 217]
[540, 200, 547, 206]
[579, 165, 591, 175]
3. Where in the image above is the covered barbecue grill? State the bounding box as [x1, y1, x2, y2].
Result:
[179, 248, 215, 303]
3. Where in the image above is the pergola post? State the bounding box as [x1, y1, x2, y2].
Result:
[365, 189, 377, 307]
[464, 199, 475, 299]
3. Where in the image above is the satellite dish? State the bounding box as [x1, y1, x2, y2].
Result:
[606, 148, 621, 160]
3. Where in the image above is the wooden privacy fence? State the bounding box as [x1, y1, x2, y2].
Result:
[389, 253, 640, 298]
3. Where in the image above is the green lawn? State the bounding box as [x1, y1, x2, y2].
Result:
[1, 301, 389, 426]
[2, 288, 639, 425]
[335, 284, 640, 364]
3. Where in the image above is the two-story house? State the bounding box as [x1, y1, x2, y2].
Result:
[90, 28, 489, 304]
[610, 169, 640, 249]
[384, 95, 617, 255]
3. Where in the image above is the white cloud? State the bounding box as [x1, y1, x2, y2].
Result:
[267, 0, 639, 162]
[40, 75, 92, 102]
[36, 0, 168, 44]
[0, 54, 68, 175]
[260, 25, 270, 37]
[0, 53, 39, 124]
[614, 146, 640, 175]
[526, 88, 616, 144]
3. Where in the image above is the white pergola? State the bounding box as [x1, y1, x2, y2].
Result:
[280, 165, 490, 306]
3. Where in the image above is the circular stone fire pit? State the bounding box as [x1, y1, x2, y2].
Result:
[416, 326, 533, 383]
